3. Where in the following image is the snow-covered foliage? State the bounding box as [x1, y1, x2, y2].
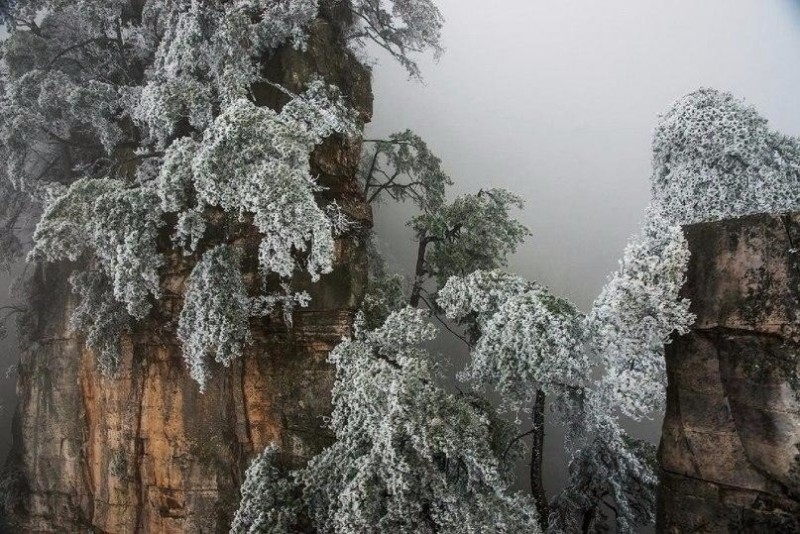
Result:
[346, 0, 444, 78]
[230, 444, 302, 534]
[360, 130, 529, 311]
[360, 271, 407, 330]
[29, 179, 164, 319]
[234, 308, 542, 533]
[652, 88, 800, 225]
[358, 235, 408, 329]
[550, 396, 657, 534]
[177, 245, 251, 392]
[0, 0, 376, 385]
[545, 207, 692, 531]
[435, 205, 693, 532]
[306, 308, 541, 533]
[134, 0, 321, 144]
[586, 207, 694, 419]
[186, 84, 356, 280]
[178, 246, 315, 392]
[69, 269, 132, 375]
[361, 130, 452, 211]
[439, 270, 586, 413]
[411, 189, 530, 289]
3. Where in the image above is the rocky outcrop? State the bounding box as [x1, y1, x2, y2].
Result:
[658, 213, 800, 532]
[4, 6, 372, 533]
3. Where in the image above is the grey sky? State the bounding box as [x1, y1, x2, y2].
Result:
[364, 1, 800, 504]
[1, 0, 799, 514]
[367, 0, 800, 309]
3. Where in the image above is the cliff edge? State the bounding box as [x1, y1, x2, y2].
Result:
[658, 212, 800, 532]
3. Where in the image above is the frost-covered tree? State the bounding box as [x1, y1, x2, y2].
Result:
[230, 444, 303, 533]
[68, 269, 132, 375]
[0, 0, 445, 385]
[437, 204, 694, 533]
[177, 245, 251, 391]
[233, 308, 541, 534]
[652, 88, 800, 225]
[540, 207, 693, 532]
[361, 130, 452, 210]
[408, 189, 529, 307]
[585, 206, 694, 420]
[359, 238, 409, 330]
[549, 396, 657, 534]
[439, 270, 586, 529]
[360, 131, 529, 311]
[30, 179, 165, 319]
[345, 0, 444, 78]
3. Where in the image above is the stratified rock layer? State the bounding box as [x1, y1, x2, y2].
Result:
[4, 6, 372, 532]
[658, 213, 800, 533]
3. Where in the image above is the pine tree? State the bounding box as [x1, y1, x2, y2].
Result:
[0, 0, 442, 384]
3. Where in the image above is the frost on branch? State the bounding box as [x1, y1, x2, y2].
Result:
[182, 82, 355, 281]
[360, 270, 407, 331]
[652, 88, 800, 225]
[29, 178, 164, 319]
[178, 246, 313, 391]
[177, 245, 251, 392]
[283, 308, 541, 533]
[411, 189, 530, 289]
[550, 394, 657, 534]
[257, 0, 320, 51]
[69, 269, 132, 376]
[230, 444, 302, 534]
[439, 270, 587, 413]
[136, 0, 320, 143]
[172, 209, 206, 255]
[361, 130, 452, 211]
[346, 0, 444, 78]
[585, 207, 694, 420]
[359, 134, 529, 295]
[359, 133, 531, 312]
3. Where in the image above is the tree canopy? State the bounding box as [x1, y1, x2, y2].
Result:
[0, 0, 443, 383]
[652, 88, 800, 224]
[4, 2, 798, 534]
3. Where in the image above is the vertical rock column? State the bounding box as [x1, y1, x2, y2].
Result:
[5, 6, 373, 533]
[658, 213, 800, 532]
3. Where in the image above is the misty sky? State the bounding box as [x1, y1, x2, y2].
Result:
[367, 0, 800, 310]
[1, 0, 800, 508]
[363, 1, 800, 502]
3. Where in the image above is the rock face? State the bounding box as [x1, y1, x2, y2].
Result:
[4, 7, 372, 533]
[658, 213, 800, 532]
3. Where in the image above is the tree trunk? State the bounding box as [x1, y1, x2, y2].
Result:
[3, 7, 374, 533]
[657, 212, 800, 533]
[530, 389, 549, 531]
[409, 237, 429, 308]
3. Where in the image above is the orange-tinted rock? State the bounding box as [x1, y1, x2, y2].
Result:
[5, 6, 372, 532]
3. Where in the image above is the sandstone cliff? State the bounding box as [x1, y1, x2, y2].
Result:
[3, 6, 373, 532]
[658, 212, 800, 532]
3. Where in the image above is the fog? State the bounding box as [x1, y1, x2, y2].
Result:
[367, 0, 800, 309]
[1, 0, 800, 522]
[364, 0, 800, 502]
